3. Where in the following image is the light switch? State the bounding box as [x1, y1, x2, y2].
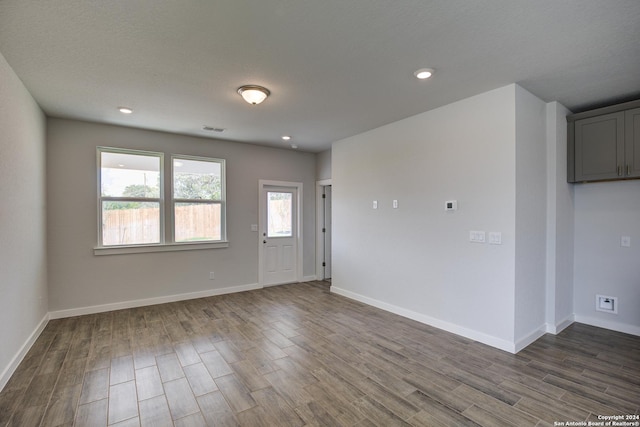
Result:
[470, 231, 485, 243]
[489, 232, 502, 245]
[621, 236, 631, 247]
[392, 200, 398, 209]
[251, 224, 258, 232]
[373, 200, 378, 209]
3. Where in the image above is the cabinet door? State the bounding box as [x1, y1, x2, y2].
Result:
[574, 112, 624, 181]
[625, 107, 640, 178]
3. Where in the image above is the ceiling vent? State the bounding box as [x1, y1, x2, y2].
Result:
[202, 126, 225, 133]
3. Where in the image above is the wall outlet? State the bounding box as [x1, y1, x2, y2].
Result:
[209, 272, 215, 280]
[621, 236, 631, 247]
[595, 294, 618, 314]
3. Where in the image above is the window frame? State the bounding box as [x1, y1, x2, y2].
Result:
[97, 147, 165, 248]
[95, 147, 229, 255]
[170, 154, 227, 245]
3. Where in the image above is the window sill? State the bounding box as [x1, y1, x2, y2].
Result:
[94, 241, 229, 256]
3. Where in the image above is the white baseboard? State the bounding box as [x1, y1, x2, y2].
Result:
[515, 325, 547, 353]
[574, 314, 640, 337]
[0, 313, 49, 392]
[546, 314, 575, 334]
[49, 283, 262, 319]
[330, 286, 517, 354]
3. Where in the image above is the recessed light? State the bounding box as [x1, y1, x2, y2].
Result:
[290, 144, 298, 149]
[414, 68, 434, 79]
[118, 107, 133, 114]
[282, 136, 291, 141]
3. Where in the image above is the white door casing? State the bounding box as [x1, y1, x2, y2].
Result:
[259, 180, 303, 286]
[323, 185, 332, 279]
[315, 179, 332, 280]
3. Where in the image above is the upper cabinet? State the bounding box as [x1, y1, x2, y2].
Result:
[568, 100, 640, 183]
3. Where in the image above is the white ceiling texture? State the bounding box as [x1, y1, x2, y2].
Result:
[1, 0, 639, 152]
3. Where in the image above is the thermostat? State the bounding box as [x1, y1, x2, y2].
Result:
[445, 200, 458, 211]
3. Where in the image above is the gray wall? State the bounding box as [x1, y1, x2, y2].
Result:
[316, 149, 332, 180]
[0, 52, 48, 387]
[546, 102, 574, 332]
[574, 180, 640, 334]
[47, 119, 317, 312]
[330, 84, 618, 352]
[514, 85, 548, 344]
[332, 85, 519, 351]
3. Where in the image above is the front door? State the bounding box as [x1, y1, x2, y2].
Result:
[260, 183, 299, 286]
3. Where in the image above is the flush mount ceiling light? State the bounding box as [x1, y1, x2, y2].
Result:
[237, 85, 270, 105]
[282, 135, 291, 141]
[414, 68, 434, 79]
[118, 107, 133, 114]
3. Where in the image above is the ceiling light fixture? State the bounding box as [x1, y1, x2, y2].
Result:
[282, 135, 291, 141]
[290, 144, 298, 149]
[414, 68, 434, 79]
[237, 85, 270, 105]
[118, 107, 133, 114]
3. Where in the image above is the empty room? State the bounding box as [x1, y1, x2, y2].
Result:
[1, 1, 639, 426]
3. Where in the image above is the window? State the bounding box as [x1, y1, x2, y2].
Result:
[267, 191, 293, 237]
[97, 148, 226, 252]
[172, 156, 226, 243]
[99, 149, 163, 246]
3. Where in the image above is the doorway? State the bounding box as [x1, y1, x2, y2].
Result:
[258, 180, 303, 286]
[316, 179, 332, 281]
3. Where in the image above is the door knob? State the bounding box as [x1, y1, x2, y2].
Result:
[263, 240, 266, 244]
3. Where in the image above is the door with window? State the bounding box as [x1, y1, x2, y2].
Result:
[259, 183, 300, 286]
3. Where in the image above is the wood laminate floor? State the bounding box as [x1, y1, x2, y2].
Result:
[1, 281, 638, 426]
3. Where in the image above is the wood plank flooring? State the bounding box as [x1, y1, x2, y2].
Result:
[1, 281, 638, 426]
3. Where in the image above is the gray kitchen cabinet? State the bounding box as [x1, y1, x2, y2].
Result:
[625, 107, 640, 179]
[568, 100, 640, 183]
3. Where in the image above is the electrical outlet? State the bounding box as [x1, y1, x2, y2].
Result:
[621, 236, 631, 247]
[209, 272, 215, 280]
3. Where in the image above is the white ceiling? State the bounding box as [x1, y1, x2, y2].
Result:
[1, 0, 639, 153]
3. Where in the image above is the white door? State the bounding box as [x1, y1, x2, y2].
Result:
[260, 184, 299, 286]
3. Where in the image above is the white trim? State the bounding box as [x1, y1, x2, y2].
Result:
[316, 179, 332, 280]
[514, 325, 547, 353]
[574, 315, 640, 337]
[330, 286, 517, 354]
[546, 313, 575, 334]
[258, 180, 304, 286]
[49, 283, 261, 319]
[94, 241, 229, 256]
[1, 313, 49, 392]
